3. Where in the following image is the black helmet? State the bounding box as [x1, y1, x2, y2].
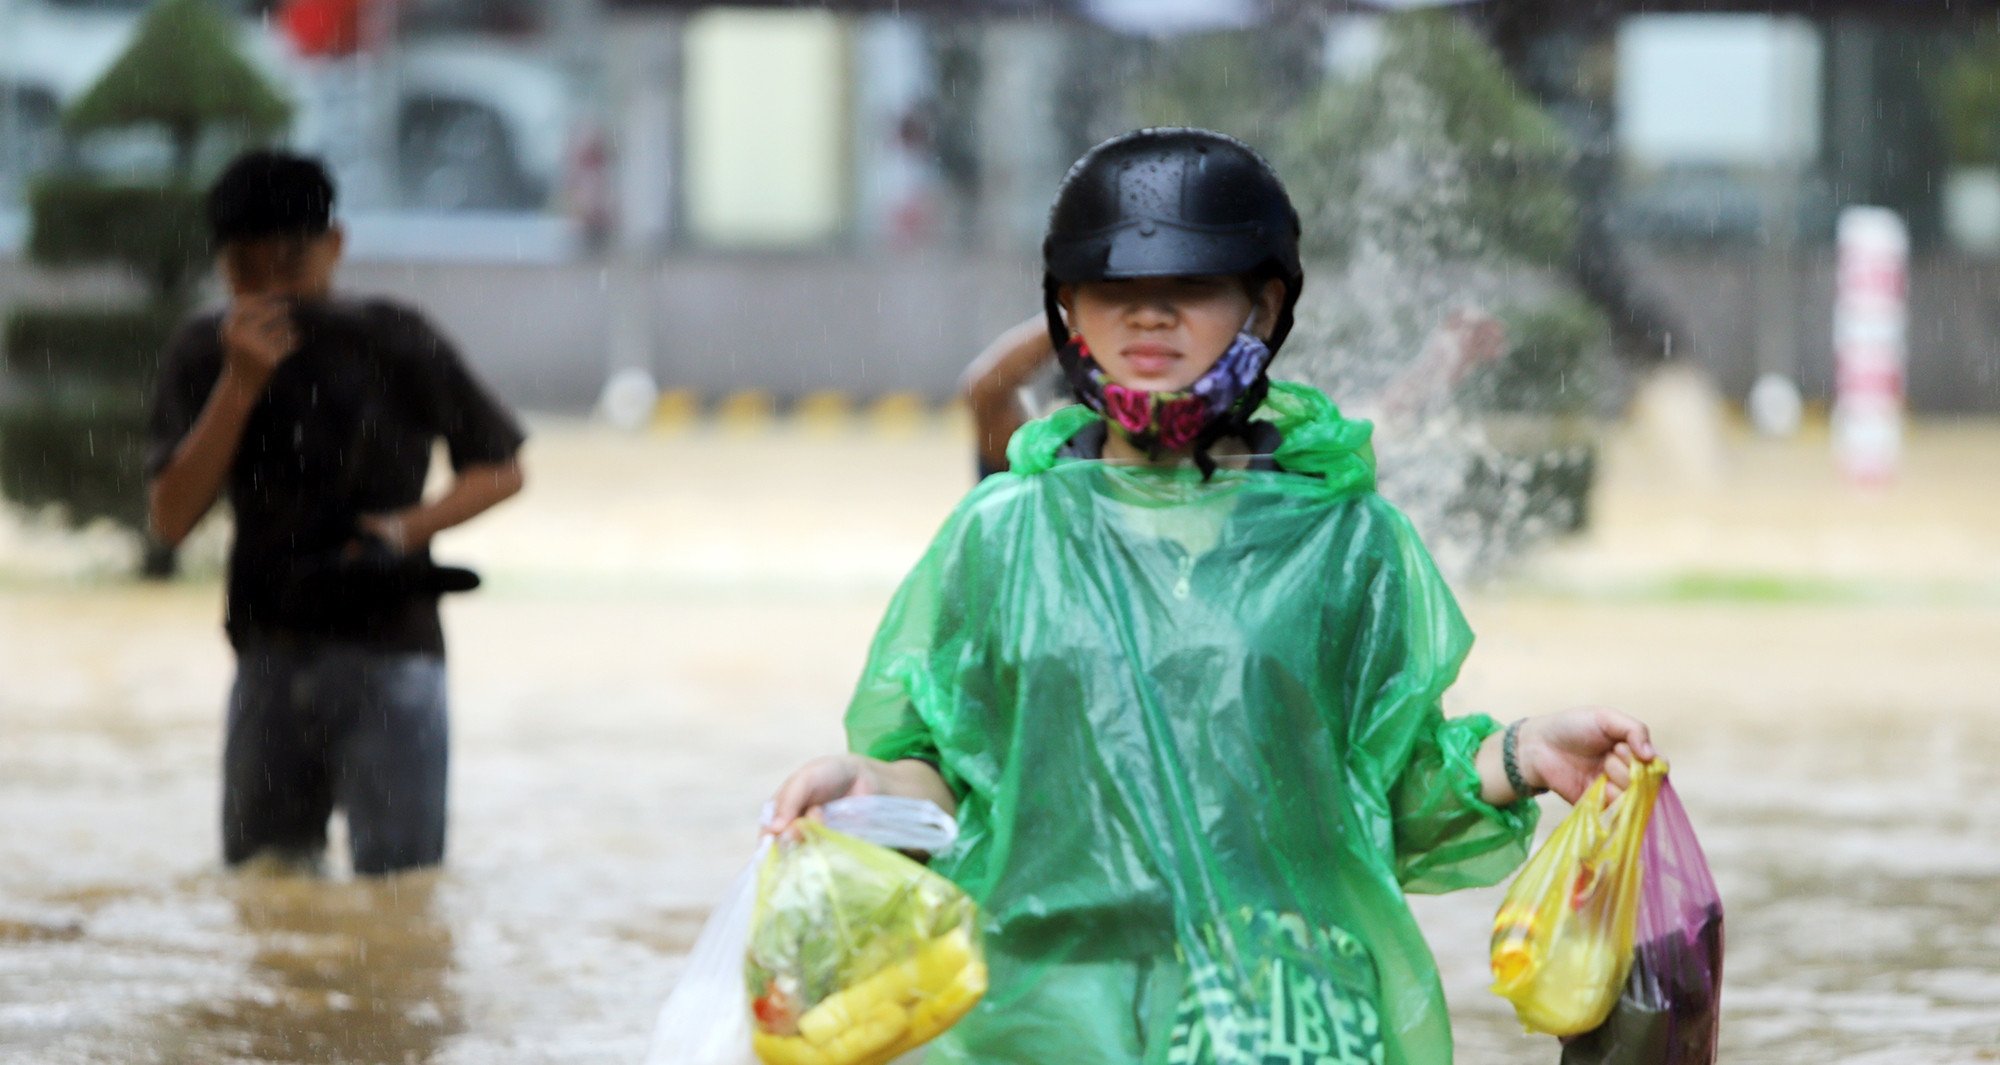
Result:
[1042, 128, 1304, 353]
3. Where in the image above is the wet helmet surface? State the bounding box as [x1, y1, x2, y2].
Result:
[1043, 128, 1303, 351]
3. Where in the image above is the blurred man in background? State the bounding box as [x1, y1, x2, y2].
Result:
[146, 151, 525, 875]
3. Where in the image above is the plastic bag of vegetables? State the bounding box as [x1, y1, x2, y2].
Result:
[746, 797, 985, 1065]
[646, 796, 985, 1065]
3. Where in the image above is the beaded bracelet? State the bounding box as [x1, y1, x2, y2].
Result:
[1502, 719, 1546, 799]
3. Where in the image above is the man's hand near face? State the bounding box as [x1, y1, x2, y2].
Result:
[220, 296, 299, 390]
[151, 299, 302, 548]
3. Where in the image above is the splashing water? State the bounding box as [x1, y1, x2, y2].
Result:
[1266, 14, 1614, 579]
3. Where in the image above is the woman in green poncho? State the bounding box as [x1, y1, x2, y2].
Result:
[769, 128, 1658, 1065]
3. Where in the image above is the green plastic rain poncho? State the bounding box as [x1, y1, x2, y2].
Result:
[845, 382, 1538, 1065]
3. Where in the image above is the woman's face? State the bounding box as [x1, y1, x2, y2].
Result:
[1061, 275, 1283, 392]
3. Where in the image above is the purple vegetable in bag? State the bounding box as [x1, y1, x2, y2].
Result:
[1562, 775, 1725, 1065]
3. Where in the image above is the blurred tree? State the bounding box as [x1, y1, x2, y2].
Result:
[1273, 13, 1600, 405]
[1278, 14, 1577, 267]
[64, 0, 291, 170]
[1290, 14, 1608, 571]
[1, 0, 290, 576]
[1937, 31, 2000, 167]
[1484, 3, 1679, 362]
[1128, 31, 1300, 151]
[1130, 12, 1609, 574]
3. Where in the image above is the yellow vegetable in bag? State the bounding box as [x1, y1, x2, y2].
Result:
[746, 820, 987, 1065]
[1491, 758, 1667, 1036]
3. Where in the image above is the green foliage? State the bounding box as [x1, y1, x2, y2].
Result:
[5, 305, 184, 384]
[0, 390, 151, 531]
[2, 0, 287, 547]
[1128, 32, 1294, 151]
[1274, 12, 1577, 266]
[1264, 13, 1602, 405]
[63, 0, 291, 150]
[1126, 14, 1587, 301]
[1475, 293, 1609, 415]
[26, 181, 208, 298]
[1127, 12, 1606, 554]
[1938, 34, 2000, 166]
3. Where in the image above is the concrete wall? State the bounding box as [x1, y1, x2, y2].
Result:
[7, 248, 1999, 414]
[1, 254, 1037, 412]
[1629, 248, 2000, 415]
[630, 254, 1033, 403]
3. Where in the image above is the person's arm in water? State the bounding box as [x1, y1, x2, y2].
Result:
[356, 459, 525, 554]
[958, 315, 1055, 476]
[1474, 706, 1657, 806]
[768, 755, 957, 831]
[148, 296, 295, 548]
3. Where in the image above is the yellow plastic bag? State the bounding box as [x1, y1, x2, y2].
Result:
[1491, 758, 1668, 1036]
[746, 801, 986, 1065]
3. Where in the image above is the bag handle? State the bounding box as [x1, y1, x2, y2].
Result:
[757, 795, 960, 854]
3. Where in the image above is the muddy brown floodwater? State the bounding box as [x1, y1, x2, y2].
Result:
[3, 416, 1997, 1064]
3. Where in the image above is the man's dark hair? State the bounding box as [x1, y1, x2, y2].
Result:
[207, 150, 336, 245]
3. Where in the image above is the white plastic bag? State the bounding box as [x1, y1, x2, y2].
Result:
[817, 795, 958, 854]
[644, 797, 959, 1065]
[645, 838, 768, 1065]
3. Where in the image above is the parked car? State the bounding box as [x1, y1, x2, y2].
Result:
[0, 0, 587, 211]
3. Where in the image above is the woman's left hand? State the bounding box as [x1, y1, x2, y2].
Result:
[1517, 707, 1658, 805]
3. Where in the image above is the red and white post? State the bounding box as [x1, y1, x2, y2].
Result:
[1832, 207, 1908, 485]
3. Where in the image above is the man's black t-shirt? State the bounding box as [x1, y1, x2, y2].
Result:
[147, 296, 525, 656]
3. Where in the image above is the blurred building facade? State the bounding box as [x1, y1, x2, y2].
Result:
[2, 0, 1998, 413]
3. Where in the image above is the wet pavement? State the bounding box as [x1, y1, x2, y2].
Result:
[2, 412, 1997, 1064]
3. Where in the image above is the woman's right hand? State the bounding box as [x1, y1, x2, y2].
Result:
[767, 755, 888, 834]
[767, 755, 955, 835]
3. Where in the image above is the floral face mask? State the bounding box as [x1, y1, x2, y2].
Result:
[1060, 329, 1274, 454]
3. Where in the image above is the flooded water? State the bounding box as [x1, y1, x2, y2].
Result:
[3, 416, 1997, 1064]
